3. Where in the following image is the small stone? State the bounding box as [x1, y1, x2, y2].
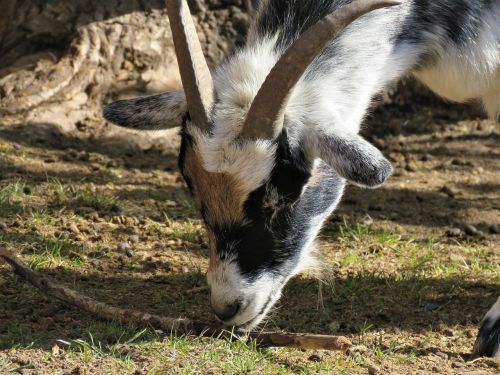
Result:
[88, 212, 100, 221]
[51, 343, 60, 357]
[431, 366, 441, 373]
[111, 204, 123, 214]
[465, 329, 475, 338]
[129, 235, 140, 243]
[362, 214, 374, 225]
[23, 186, 32, 195]
[0, 222, 8, 230]
[435, 351, 448, 360]
[367, 364, 379, 375]
[308, 354, 322, 362]
[443, 328, 455, 337]
[405, 162, 418, 172]
[68, 223, 80, 234]
[369, 244, 383, 254]
[464, 224, 478, 236]
[451, 362, 464, 369]
[451, 158, 466, 166]
[488, 224, 500, 234]
[421, 302, 442, 311]
[421, 153, 434, 161]
[106, 160, 119, 168]
[126, 249, 135, 258]
[182, 266, 190, 273]
[482, 358, 500, 368]
[440, 185, 458, 198]
[446, 228, 463, 237]
[117, 242, 130, 252]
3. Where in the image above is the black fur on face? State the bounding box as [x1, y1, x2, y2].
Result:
[212, 131, 313, 278]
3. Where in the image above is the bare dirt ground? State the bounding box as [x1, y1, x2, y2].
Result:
[0, 83, 499, 374]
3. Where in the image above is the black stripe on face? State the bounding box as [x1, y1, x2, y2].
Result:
[178, 126, 195, 194]
[212, 132, 313, 277]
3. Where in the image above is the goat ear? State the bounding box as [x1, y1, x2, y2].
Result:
[317, 132, 393, 188]
[103, 91, 187, 130]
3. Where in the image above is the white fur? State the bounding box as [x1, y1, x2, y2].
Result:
[187, 123, 276, 194]
[414, 8, 500, 119]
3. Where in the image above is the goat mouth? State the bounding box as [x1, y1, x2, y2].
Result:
[232, 294, 275, 331]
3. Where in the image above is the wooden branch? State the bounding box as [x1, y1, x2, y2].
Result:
[0, 246, 351, 351]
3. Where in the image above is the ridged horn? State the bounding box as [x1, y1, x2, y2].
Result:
[166, 0, 214, 130]
[241, 0, 401, 139]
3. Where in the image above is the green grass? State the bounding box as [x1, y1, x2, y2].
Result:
[0, 180, 26, 215]
[52, 322, 358, 374]
[75, 187, 120, 212]
[168, 219, 204, 243]
[28, 237, 85, 269]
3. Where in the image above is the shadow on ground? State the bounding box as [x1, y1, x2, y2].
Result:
[0, 253, 497, 351]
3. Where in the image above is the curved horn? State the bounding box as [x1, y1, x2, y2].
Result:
[241, 0, 401, 140]
[166, 0, 214, 130]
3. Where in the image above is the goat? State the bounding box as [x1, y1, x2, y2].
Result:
[104, 0, 500, 357]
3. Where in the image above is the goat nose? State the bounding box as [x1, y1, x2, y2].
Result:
[213, 302, 240, 322]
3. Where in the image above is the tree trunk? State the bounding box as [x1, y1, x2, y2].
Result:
[0, 0, 251, 147]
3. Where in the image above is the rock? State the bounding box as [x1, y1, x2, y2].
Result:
[421, 153, 434, 161]
[431, 366, 441, 373]
[451, 362, 464, 369]
[440, 185, 458, 198]
[405, 162, 418, 172]
[362, 214, 374, 225]
[446, 228, 463, 237]
[421, 302, 441, 311]
[308, 354, 322, 362]
[129, 235, 140, 244]
[464, 224, 478, 236]
[68, 223, 80, 234]
[88, 212, 100, 221]
[489, 224, 500, 234]
[110, 204, 123, 214]
[367, 364, 379, 375]
[126, 249, 135, 258]
[435, 351, 448, 360]
[117, 242, 130, 252]
[0, 222, 8, 230]
[482, 358, 500, 368]
[443, 328, 455, 337]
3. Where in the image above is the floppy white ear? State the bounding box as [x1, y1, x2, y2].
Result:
[103, 91, 187, 130]
[317, 132, 393, 188]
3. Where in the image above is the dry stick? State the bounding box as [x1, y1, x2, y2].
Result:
[0, 246, 351, 351]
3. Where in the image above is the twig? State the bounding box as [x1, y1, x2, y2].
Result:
[0, 246, 351, 351]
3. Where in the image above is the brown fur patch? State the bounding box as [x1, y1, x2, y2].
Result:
[182, 143, 248, 266]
